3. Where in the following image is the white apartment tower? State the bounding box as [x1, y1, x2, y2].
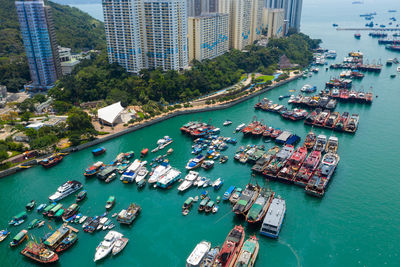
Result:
[102, 0, 188, 73]
[250, 0, 264, 43]
[219, 0, 252, 50]
[103, 0, 144, 73]
[188, 13, 229, 62]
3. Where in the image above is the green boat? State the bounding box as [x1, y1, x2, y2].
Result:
[182, 197, 194, 210]
[235, 235, 259, 266]
[9, 211, 27, 225]
[246, 189, 275, 223]
[47, 204, 63, 217]
[105, 196, 115, 210]
[205, 201, 215, 213]
[28, 219, 39, 229]
[54, 208, 65, 219]
[10, 229, 28, 247]
[42, 204, 55, 215]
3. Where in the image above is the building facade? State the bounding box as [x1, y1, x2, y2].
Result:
[188, 13, 229, 61]
[250, 0, 264, 43]
[15, 0, 62, 91]
[264, 0, 302, 31]
[263, 8, 284, 39]
[219, 0, 252, 50]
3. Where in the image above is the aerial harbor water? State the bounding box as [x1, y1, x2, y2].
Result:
[2, 0, 400, 266]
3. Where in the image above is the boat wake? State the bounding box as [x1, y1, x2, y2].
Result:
[278, 240, 302, 267]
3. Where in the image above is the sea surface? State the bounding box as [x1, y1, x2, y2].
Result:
[2, 0, 400, 266]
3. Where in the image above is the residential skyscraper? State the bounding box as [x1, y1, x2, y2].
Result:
[188, 13, 229, 61]
[102, 0, 144, 73]
[263, 8, 284, 38]
[264, 0, 302, 31]
[15, 0, 62, 91]
[250, 0, 264, 43]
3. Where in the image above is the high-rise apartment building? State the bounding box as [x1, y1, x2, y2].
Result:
[265, 0, 302, 31]
[249, 0, 264, 43]
[15, 0, 62, 91]
[188, 13, 229, 61]
[103, 0, 188, 73]
[263, 8, 284, 38]
[219, 0, 252, 50]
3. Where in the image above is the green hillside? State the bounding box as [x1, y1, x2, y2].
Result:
[0, 0, 105, 92]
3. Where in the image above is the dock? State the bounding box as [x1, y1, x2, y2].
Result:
[336, 27, 400, 31]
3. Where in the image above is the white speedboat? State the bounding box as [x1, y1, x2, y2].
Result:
[235, 123, 246, 132]
[48, 180, 83, 202]
[135, 166, 149, 183]
[94, 231, 123, 262]
[186, 241, 211, 267]
[177, 171, 199, 192]
[223, 120, 232, 126]
[148, 163, 171, 184]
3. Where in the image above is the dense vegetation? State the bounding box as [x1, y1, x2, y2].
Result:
[0, 0, 105, 92]
[50, 33, 320, 116]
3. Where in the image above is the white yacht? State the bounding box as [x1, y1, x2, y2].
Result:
[178, 171, 199, 192]
[157, 168, 182, 189]
[148, 163, 171, 184]
[186, 241, 211, 267]
[48, 180, 83, 202]
[120, 159, 143, 183]
[135, 166, 149, 184]
[94, 231, 123, 262]
[235, 123, 246, 132]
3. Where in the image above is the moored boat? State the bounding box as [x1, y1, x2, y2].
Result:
[313, 135, 327, 152]
[39, 154, 63, 168]
[94, 231, 123, 262]
[232, 182, 261, 216]
[333, 112, 349, 132]
[260, 198, 286, 238]
[156, 168, 182, 188]
[326, 136, 339, 153]
[105, 196, 116, 210]
[92, 147, 106, 156]
[62, 203, 79, 221]
[112, 237, 129, 256]
[186, 155, 206, 170]
[233, 235, 259, 267]
[21, 241, 59, 263]
[10, 229, 27, 247]
[117, 203, 141, 225]
[178, 171, 199, 192]
[214, 225, 245, 267]
[263, 145, 294, 179]
[76, 190, 87, 202]
[344, 114, 359, 133]
[25, 200, 36, 211]
[303, 131, 316, 150]
[186, 241, 211, 267]
[200, 246, 219, 267]
[84, 161, 104, 177]
[276, 146, 308, 183]
[246, 188, 275, 223]
[223, 186, 236, 201]
[9, 211, 27, 226]
[0, 230, 10, 242]
[294, 150, 322, 187]
[48, 180, 83, 202]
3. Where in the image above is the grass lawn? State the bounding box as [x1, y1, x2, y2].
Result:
[256, 75, 275, 83]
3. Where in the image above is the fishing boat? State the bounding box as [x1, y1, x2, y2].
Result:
[314, 110, 330, 127]
[49, 180, 83, 202]
[198, 197, 209, 212]
[92, 147, 106, 156]
[94, 231, 123, 262]
[260, 198, 286, 238]
[105, 196, 115, 210]
[178, 171, 199, 192]
[117, 203, 141, 225]
[324, 112, 340, 129]
[21, 241, 59, 263]
[42, 204, 55, 216]
[28, 219, 40, 229]
[246, 188, 275, 223]
[200, 246, 220, 267]
[304, 109, 321, 125]
[186, 154, 206, 170]
[223, 186, 236, 201]
[313, 135, 327, 152]
[53, 208, 65, 219]
[9, 229, 27, 247]
[0, 230, 10, 242]
[148, 162, 171, 184]
[186, 241, 211, 267]
[333, 112, 349, 131]
[39, 154, 63, 168]
[157, 168, 182, 188]
[62, 204, 80, 221]
[76, 190, 87, 202]
[344, 114, 359, 133]
[263, 145, 294, 179]
[112, 237, 129, 256]
[43, 225, 77, 252]
[36, 203, 47, 213]
[47, 203, 63, 218]
[326, 136, 339, 153]
[223, 120, 233, 126]
[9, 211, 27, 226]
[56, 231, 78, 253]
[232, 182, 261, 216]
[233, 235, 259, 267]
[294, 150, 322, 187]
[140, 148, 149, 158]
[277, 146, 308, 183]
[305, 153, 340, 197]
[214, 225, 245, 267]
[303, 131, 316, 150]
[183, 197, 194, 210]
[120, 159, 143, 183]
[205, 201, 215, 213]
[84, 161, 104, 177]
[230, 188, 242, 205]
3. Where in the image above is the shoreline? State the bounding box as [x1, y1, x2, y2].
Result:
[0, 73, 301, 178]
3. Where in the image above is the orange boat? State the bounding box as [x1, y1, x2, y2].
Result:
[276, 146, 308, 183]
[214, 225, 245, 267]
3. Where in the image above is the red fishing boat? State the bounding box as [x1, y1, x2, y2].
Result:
[304, 109, 321, 125]
[140, 148, 149, 157]
[303, 131, 316, 150]
[214, 225, 245, 267]
[313, 110, 330, 127]
[333, 112, 349, 131]
[242, 120, 259, 136]
[324, 112, 340, 129]
[276, 146, 308, 183]
[262, 127, 274, 138]
[251, 124, 265, 137]
[270, 129, 282, 139]
[294, 150, 322, 187]
[339, 89, 349, 101]
[21, 242, 59, 264]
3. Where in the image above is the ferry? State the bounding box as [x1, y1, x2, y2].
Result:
[294, 150, 322, 187]
[313, 135, 327, 152]
[120, 159, 143, 183]
[305, 153, 340, 197]
[94, 231, 123, 262]
[21, 242, 59, 264]
[186, 241, 211, 267]
[263, 145, 294, 179]
[92, 147, 106, 156]
[117, 203, 141, 225]
[232, 183, 261, 216]
[157, 168, 182, 188]
[48, 180, 83, 202]
[178, 171, 199, 192]
[39, 154, 63, 168]
[214, 225, 245, 267]
[10, 229, 28, 247]
[186, 154, 206, 170]
[276, 146, 308, 183]
[148, 162, 171, 184]
[84, 161, 105, 177]
[246, 188, 275, 223]
[260, 198, 286, 238]
[233, 235, 259, 267]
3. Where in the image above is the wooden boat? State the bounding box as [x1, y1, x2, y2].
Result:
[84, 161, 104, 177]
[9, 211, 27, 226]
[303, 131, 316, 150]
[28, 219, 40, 229]
[76, 190, 87, 202]
[10, 229, 27, 247]
[105, 196, 116, 210]
[182, 197, 194, 210]
[92, 147, 106, 156]
[0, 230, 10, 242]
[62, 203, 80, 221]
[214, 225, 245, 267]
[232, 182, 261, 216]
[314, 110, 330, 127]
[198, 197, 210, 212]
[233, 235, 259, 267]
[21, 242, 59, 263]
[42, 204, 55, 216]
[246, 188, 275, 223]
[304, 108, 321, 125]
[112, 237, 129, 255]
[39, 154, 63, 168]
[205, 201, 215, 213]
[25, 200, 36, 211]
[229, 188, 242, 205]
[263, 145, 294, 179]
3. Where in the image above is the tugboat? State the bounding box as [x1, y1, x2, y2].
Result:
[294, 150, 322, 187]
[232, 179, 261, 216]
[21, 242, 59, 263]
[276, 146, 308, 183]
[39, 154, 63, 168]
[246, 187, 275, 223]
[84, 161, 105, 177]
[303, 131, 316, 150]
[305, 153, 340, 197]
[233, 235, 259, 266]
[214, 225, 245, 267]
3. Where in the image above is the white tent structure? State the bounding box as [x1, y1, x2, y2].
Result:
[98, 102, 124, 126]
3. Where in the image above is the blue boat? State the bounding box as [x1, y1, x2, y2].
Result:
[286, 134, 301, 145]
[223, 186, 236, 201]
[92, 147, 106, 156]
[36, 203, 47, 213]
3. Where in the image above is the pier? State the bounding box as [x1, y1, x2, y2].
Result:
[336, 27, 400, 31]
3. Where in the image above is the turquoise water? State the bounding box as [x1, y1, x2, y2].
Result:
[2, 0, 400, 266]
